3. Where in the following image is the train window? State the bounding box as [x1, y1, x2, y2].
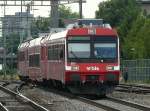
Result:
[68, 36, 90, 40]
[59, 45, 65, 60]
[48, 44, 64, 60]
[94, 37, 117, 42]
[53, 49, 58, 60]
[29, 55, 33, 67]
[94, 43, 116, 59]
[26, 50, 28, 60]
[59, 50, 63, 59]
[48, 46, 53, 60]
[29, 54, 40, 67]
[18, 51, 25, 61]
[41, 47, 45, 60]
[68, 43, 90, 58]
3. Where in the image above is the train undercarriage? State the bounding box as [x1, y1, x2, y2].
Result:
[19, 75, 118, 96]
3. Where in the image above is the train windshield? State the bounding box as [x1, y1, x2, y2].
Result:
[67, 36, 118, 62]
[94, 43, 116, 59]
[68, 43, 90, 58]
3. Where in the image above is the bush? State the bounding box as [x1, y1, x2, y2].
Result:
[0, 68, 17, 75]
[0, 70, 4, 75]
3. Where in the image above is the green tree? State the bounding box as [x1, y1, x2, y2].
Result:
[59, 5, 79, 19]
[57, 5, 79, 27]
[31, 5, 79, 36]
[96, 0, 140, 27]
[6, 33, 20, 54]
[31, 16, 50, 38]
[123, 15, 146, 59]
[95, 0, 140, 42]
[138, 19, 150, 58]
[122, 15, 150, 59]
[95, 0, 146, 59]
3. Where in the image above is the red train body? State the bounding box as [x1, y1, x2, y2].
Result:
[18, 20, 120, 95]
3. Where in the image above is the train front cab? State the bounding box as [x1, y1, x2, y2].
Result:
[64, 28, 120, 95]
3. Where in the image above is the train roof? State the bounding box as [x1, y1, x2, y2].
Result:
[48, 30, 68, 41]
[67, 27, 118, 36]
[18, 27, 118, 50]
[18, 30, 68, 50]
[29, 37, 43, 48]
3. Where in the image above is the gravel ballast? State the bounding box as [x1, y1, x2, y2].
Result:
[109, 91, 150, 106]
[21, 86, 105, 111]
[20, 85, 150, 111]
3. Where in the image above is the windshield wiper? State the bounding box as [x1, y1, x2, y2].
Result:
[94, 52, 104, 62]
[94, 51, 103, 59]
[70, 50, 81, 61]
[96, 56, 104, 63]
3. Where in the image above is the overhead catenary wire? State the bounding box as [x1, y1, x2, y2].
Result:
[0, 0, 85, 72]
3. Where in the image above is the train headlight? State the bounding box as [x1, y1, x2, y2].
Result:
[106, 66, 114, 71]
[106, 66, 120, 71]
[65, 66, 79, 71]
[71, 66, 79, 71]
[114, 66, 120, 70]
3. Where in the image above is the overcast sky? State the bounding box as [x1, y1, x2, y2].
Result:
[0, 0, 107, 18]
[66, 0, 107, 18]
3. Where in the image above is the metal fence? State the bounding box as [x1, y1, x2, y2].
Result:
[121, 59, 150, 82]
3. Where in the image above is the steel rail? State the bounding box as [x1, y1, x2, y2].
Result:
[31, 86, 120, 111]
[0, 102, 9, 111]
[18, 83, 150, 111]
[0, 84, 49, 111]
[42, 86, 150, 111]
[76, 96, 120, 111]
[107, 97, 150, 111]
[116, 84, 150, 94]
[119, 83, 150, 89]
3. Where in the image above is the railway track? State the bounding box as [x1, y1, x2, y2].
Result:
[106, 97, 150, 111]
[29, 85, 150, 111]
[116, 83, 150, 94]
[119, 83, 150, 89]
[1, 82, 149, 111]
[77, 96, 150, 111]
[0, 82, 49, 111]
[22, 85, 120, 111]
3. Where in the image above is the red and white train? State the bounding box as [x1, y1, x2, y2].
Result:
[18, 19, 120, 95]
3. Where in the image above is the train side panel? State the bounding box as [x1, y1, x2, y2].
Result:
[28, 46, 42, 81]
[46, 43, 65, 82]
[18, 49, 28, 80]
[40, 46, 48, 80]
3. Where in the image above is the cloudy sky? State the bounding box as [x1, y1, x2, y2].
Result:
[0, 0, 107, 37]
[66, 0, 107, 18]
[0, 0, 107, 18]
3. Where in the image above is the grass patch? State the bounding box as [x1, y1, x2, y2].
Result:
[0, 68, 20, 80]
